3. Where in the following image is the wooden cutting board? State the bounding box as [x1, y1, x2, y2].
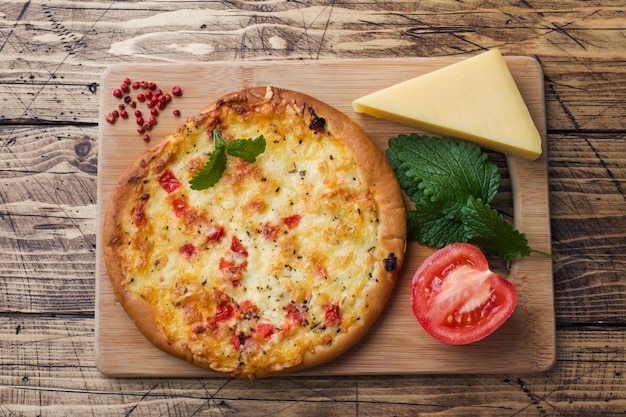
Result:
[95, 56, 554, 377]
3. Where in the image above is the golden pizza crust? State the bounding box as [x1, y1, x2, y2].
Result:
[102, 86, 406, 378]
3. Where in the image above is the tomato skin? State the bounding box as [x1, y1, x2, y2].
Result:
[411, 243, 517, 345]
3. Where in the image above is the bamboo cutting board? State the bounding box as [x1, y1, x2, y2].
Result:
[95, 57, 554, 377]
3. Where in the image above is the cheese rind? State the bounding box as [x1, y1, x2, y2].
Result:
[352, 49, 543, 160]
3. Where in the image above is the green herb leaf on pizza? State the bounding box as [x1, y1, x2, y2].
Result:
[189, 129, 266, 190]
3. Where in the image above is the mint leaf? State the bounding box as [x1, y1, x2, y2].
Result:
[407, 205, 467, 247]
[387, 135, 424, 200]
[462, 196, 530, 260]
[189, 145, 227, 190]
[389, 134, 499, 209]
[226, 135, 266, 163]
[189, 130, 267, 190]
[388, 133, 532, 260]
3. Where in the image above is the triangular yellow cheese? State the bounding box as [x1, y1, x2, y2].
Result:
[352, 49, 543, 160]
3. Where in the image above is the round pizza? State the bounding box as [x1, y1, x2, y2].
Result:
[102, 86, 406, 379]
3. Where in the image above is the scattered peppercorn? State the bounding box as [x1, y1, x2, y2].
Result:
[106, 78, 184, 142]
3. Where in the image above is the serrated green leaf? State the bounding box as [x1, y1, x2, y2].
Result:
[394, 134, 500, 206]
[226, 135, 266, 163]
[388, 133, 536, 261]
[188, 146, 227, 190]
[407, 206, 467, 248]
[462, 196, 531, 260]
[189, 130, 267, 190]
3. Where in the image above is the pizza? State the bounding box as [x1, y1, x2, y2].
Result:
[102, 85, 407, 379]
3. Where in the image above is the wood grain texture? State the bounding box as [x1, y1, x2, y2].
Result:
[94, 57, 553, 377]
[1, 317, 626, 416]
[0, 126, 97, 313]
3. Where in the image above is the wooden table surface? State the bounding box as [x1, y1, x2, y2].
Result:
[1, 1, 624, 416]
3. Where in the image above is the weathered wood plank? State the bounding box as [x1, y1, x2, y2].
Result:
[1, 1, 625, 130]
[1, 316, 625, 416]
[0, 126, 97, 313]
[548, 133, 626, 324]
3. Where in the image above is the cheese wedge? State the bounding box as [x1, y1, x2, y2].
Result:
[352, 49, 543, 160]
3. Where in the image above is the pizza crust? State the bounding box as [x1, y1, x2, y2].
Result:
[102, 86, 406, 378]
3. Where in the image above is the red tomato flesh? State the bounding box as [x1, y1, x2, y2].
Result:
[411, 243, 517, 345]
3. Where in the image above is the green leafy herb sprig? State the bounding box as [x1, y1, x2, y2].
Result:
[386, 133, 531, 261]
[189, 129, 266, 190]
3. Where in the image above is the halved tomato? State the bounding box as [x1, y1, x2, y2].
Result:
[411, 243, 517, 345]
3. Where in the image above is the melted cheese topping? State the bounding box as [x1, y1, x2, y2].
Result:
[113, 93, 381, 377]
